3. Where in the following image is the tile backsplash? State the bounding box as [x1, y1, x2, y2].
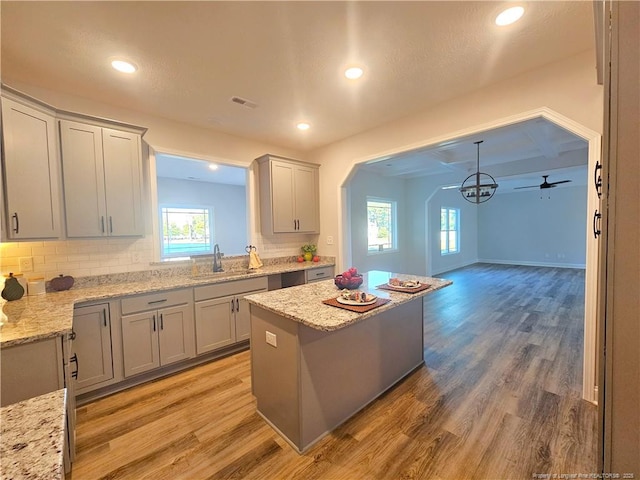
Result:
[0, 233, 318, 280]
[0, 237, 155, 279]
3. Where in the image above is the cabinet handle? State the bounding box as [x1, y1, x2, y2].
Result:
[594, 161, 603, 198]
[160, 313, 164, 330]
[69, 331, 77, 341]
[593, 210, 602, 239]
[109, 216, 113, 234]
[102, 308, 107, 327]
[236, 298, 240, 312]
[101, 216, 105, 233]
[12, 213, 19, 234]
[315, 272, 324, 277]
[231, 299, 235, 313]
[148, 299, 167, 305]
[153, 314, 156, 332]
[70, 354, 79, 379]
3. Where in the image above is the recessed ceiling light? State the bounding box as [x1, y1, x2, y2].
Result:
[208, 163, 219, 171]
[111, 59, 137, 73]
[495, 6, 524, 26]
[297, 122, 310, 131]
[344, 66, 364, 80]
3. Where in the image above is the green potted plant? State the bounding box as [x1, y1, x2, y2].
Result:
[301, 244, 317, 262]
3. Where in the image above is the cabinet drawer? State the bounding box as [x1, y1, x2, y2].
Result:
[306, 266, 335, 283]
[121, 288, 191, 315]
[194, 277, 268, 302]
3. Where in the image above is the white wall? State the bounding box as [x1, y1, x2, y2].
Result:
[156, 178, 248, 256]
[348, 169, 408, 273]
[427, 188, 479, 275]
[478, 185, 587, 268]
[309, 51, 603, 270]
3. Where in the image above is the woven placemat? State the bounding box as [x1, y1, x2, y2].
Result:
[322, 296, 391, 313]
[376, 283, 433, 294]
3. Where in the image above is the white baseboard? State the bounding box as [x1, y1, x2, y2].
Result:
[431, 259, 478, 276]
[476, 258, 586, 269]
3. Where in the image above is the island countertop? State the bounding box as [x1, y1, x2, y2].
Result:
[0, 389, 67, 480]
[0, 260, 334, 348]
[245, 270, 452, 332]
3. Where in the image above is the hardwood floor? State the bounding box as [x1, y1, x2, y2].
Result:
[70, 264, 597, 480]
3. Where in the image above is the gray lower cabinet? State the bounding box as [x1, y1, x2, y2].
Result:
[194, 296, 236, 353]
[305, 266, 335, 283]
[0, 335, 76, 470]
[194, 277, 268, 355]
[0, 338, 65, 407]
[72, 303, 114, 392]
[120, 289, 195, 378]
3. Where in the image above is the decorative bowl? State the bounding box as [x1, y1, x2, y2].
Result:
[334, 274, 363, 290]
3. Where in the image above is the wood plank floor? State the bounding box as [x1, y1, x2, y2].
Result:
[69, 264, 597, 480]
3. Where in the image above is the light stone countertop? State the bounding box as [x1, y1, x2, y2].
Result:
[0, 389, 66, 480]
[245, 270, 453, 332]
[0, 260, 334, 347]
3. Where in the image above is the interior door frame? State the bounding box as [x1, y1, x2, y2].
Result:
[340, 106, 601, 403]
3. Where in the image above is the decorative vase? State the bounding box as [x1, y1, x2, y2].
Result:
[303, 252, 313, 262]
[50, 274, 75, 291]
[2, 273, 25, 301]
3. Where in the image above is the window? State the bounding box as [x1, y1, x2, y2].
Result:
[367, 198, 397, 253]
[160, 206, 213, 259]
[440, 207, 459, 255]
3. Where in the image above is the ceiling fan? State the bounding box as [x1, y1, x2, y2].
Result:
[514, 174, 572, 190]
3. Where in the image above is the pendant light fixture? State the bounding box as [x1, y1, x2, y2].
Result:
[460, 140, 499, 203]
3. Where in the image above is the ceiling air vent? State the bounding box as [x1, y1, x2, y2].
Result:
[230, 96, 258, 109]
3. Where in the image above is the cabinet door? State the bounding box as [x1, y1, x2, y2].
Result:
[122, 311, 160, 377]
[102, 128, 143, 236]
[235, 297, 251, 342]
[1, 97, 60, 239]
[235, 290, 266, 342]
[270, 161, 296, 233]
[59, 120, 106, 237]
[158, 304, 195, 366]
[293, 165, 319, 233]
[194, 296, 236, 354]
[1, 338, 64, 406]
[73, 303, 114, 391]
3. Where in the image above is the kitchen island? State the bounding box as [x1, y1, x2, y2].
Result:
[0, 389, 67, 480]
[245, 270, 452, 453]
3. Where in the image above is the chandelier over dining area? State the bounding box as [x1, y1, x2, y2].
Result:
[460, 140, 499, 203]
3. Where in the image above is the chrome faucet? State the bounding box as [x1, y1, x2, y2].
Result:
[212, 244, 223, 272]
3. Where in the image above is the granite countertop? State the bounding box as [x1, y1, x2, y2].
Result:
[245, 270, 452, 332]
[0, 389, 67, 480]
[0, 260, 334, 348]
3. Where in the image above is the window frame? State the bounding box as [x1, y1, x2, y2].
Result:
[366, 196, 398, 255]
[159, 204, 215, 260]
[440, 207, 460, 255]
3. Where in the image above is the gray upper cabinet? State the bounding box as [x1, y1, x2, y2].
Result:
[59, 119, 143, 237]
[1, 96, 61, 239]
[257, 155, 319, 235]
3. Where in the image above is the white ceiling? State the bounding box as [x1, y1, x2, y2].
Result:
[155, 153, 247, 185]
[1, 1, 595, 153]
[359, 116, 589, 192]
